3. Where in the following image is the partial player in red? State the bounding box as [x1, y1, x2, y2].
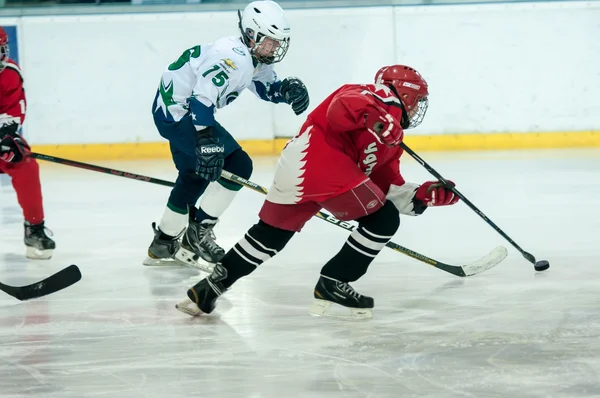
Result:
[176, 65, 460, 319]
[0, 26, 55, 259]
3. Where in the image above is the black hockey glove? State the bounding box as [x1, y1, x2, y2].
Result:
[195, 127, 224, 182]
[280, 77, 309, 115]
[0, 121, 30, 164]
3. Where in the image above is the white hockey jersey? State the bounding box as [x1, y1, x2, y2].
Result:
[153, 36, 286, 131]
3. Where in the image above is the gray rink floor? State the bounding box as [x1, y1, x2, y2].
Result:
[1, 148, 599, 398]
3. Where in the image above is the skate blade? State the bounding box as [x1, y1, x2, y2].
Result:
[309, 299, 373, 320]
[174, 247, 215, 273]
[26, 247, 53, 260]
[175, 298, 203, 317]
[142, 256, 187, 267]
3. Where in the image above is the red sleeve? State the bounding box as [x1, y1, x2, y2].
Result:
[325, 85, 377, 133]
[369, 157, 406, 194]
[0, 62, 27, 125]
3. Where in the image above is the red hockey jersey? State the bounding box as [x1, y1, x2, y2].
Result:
[268, 83, 416, 210]
[306, 83, 406, 189]
[0, 58, 27, 125]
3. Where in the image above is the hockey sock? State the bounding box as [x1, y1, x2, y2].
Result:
[194, 206, 218, 222]
[220, 220, 295, 288]
[196, 149, 253, 221]
[158, 203, 188, 237]
[197, 182, 236, 221]
[321, 201, 400, 282]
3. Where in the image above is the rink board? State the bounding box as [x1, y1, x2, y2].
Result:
[30, 130, 600, 161]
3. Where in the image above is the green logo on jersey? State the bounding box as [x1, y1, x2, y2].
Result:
[168, 45, 201, 71]
[233, 47, 246, 56]
[159, 79, 176, 107]
[226, 91, 239, 105]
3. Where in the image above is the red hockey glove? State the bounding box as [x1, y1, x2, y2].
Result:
[364, 104, 403, 147]
[415, 180, 460, 207]
[0, 121, 30, 163]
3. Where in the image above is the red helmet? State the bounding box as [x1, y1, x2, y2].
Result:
[0, 26, 9, 73]
[374, 65, 429, 129]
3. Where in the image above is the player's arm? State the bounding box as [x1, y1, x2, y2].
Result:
[249, 67, 286, 104]
[326, 85, 404, 147]
[1, 66, 26, 125]
[250, 66, 309, 115]
[377, 158, 459, 216]
[0, 67, 28, 163]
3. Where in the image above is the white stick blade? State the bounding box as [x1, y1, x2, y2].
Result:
[462, 246, 508, 276]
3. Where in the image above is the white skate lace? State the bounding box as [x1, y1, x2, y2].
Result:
[27, 223, 53, 239]
[337, 282, 361, 299]
[199, 224, 223, 253]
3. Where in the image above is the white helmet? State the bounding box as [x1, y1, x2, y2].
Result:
[238, 1, 291, 65]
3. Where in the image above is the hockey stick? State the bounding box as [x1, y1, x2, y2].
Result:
[399, 142, 548, 271]
[30, 152, 506, 277]
[219, 170, 506, 277]
[0, 264, 81, 301]
[30, 152, 175, 188]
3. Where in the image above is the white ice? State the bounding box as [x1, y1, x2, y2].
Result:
[1, 149, 600, 398]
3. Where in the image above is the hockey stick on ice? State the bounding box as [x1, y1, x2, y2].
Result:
[399, 142, 547, 271]
[0, 264, 81, 301]
[219, 170, 507, 277]
[30, 152, 505, 277]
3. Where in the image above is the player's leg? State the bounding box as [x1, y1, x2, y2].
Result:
[2, 157, 55, 259]
[144, 114, 209, 266]
[176, 200, 319, 316]
[309, 180, 400, 319]
[178, 122, 253, 265]
[144, 148, 209, 266]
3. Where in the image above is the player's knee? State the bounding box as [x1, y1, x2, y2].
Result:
[249, 220, 295, 252]
[220, 149, 253, 191]
[225, 149, 253, 179]
[169, 173, 209, 209]
[357, 200, 400, 237]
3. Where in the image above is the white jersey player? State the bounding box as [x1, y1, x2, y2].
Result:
[154, 36, 290, 124]
[144, 1, 310, 270]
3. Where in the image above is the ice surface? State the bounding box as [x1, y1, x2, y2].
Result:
[1, 149, 600, 398]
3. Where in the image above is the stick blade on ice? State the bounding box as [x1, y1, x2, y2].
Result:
[461, 246, 508, 276]
[0, 264, 82, 301]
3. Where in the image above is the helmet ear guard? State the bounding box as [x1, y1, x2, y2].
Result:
[237, 10, 248, 46]
[237, 9, 257, 47]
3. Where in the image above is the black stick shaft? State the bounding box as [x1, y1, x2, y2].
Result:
[31, 152, 473, 277]
[399, 142, 536, 264]
[31, 152, 176, 188]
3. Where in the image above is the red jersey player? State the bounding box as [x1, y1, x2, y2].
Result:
[176, 65, 460, 319]
[0, 26, 55, 259]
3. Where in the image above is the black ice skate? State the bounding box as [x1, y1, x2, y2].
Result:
[310, 275, 374, 320]
[24, 221, 56, 260]
[142, 222, 183, 266]
[175, 209, 224, 272]
[175, 263, 228, 316]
